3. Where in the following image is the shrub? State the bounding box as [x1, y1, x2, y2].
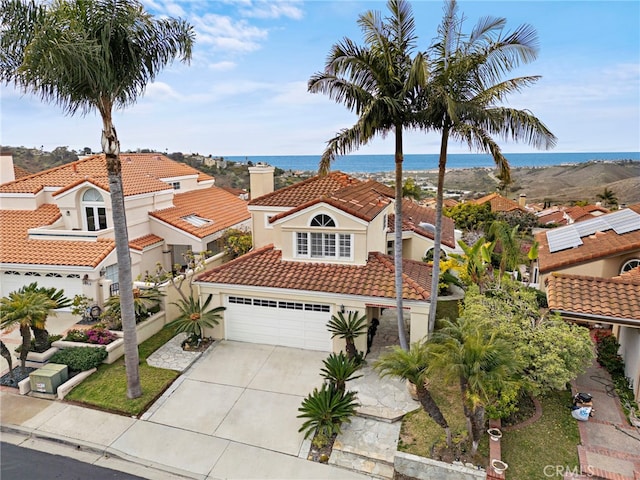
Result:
[85, 327, 118, 345]
[50, 346, 107, 372]
[297, 383, 359, 443]
[595, 331, 624, 377]
[64, 329, 89, 342]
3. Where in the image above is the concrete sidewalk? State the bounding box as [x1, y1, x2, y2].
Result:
[1, 342, 375, 480]
[572, 360, 640, 480]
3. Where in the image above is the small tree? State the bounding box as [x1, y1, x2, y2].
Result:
[102, 286, 164, 327]
[166, 294, 224, 348]
[221, 228, 253, 259]
[320, 352, 363, 393]
[374, 343, 452, 447]
[326, 311, 368, 361]
[0, 340, 15, 383]
[18, 283, 71, 351]
[596, 187, 618, 208]
[297, 383, 359, 447]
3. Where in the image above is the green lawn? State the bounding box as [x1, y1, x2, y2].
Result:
[501, 390, 579, 480]
[64, 326, 180, 417]
[398, 377, 489, 466]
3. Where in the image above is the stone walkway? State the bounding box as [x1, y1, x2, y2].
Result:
[146, 333, 203, 372]
[329, 311, 419, 479]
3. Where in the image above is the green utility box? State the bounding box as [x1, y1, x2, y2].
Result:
[29, 363, 69, 394]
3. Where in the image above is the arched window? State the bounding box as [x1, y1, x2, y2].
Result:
[310, 214, 335, 227]
[621, 258, 640, 274]
[295, 213, 351, 260]
[423, 248, 447, 263]
[83, 188, 107, 231]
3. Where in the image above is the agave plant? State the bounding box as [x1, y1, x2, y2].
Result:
[297, 383, 359, 445]
[326, 311, 368, 361]
[166, 294, 224, 347]
[320, 352, 363, 393]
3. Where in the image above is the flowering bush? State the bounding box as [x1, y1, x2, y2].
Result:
[64, 327, 117, 345]
[85, 327, 118, 345]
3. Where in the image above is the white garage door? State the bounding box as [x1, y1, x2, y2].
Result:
[1, 271, 83, 300]
[225, 295, 333, 351]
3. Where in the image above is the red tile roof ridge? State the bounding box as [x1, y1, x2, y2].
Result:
[550, 270, 640, 285]
[197, 244, 275, 280]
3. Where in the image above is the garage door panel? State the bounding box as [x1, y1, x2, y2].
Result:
[225, 296, 332, 351]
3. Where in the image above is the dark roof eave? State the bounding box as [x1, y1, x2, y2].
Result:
[551, 309, 640, 328]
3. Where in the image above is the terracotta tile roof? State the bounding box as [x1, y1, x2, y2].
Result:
[389, 201, 456, 248]
[129, 234, 164, 251]
[536, 204, 640, 273]
[471, 192, 525, 213]
[248, 171, 361, 207]
[0, 204, 115, 267]
[538, 210, 567, 226]
[547, 272, 640, 321]
[0, 153, 213, 197]
[13, 165, 32, 179]
[270, 179, 393, 224]
[150, 187, 250, 238]
[197, 245, 433, 301]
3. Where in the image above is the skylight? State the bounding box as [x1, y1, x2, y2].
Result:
[182, 214, 213, 227]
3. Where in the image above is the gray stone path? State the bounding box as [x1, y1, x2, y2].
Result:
[146, 333, 203, 372]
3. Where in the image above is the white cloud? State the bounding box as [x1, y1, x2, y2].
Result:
[144, 81, 182, 100]
[209, 60, 237, 71]
[239, 1, 304, 20]
[192, 14, 268, 52]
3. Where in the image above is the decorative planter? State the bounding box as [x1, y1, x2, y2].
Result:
[491, 459, 508, 474]
[487, 427, 502, 441]
[14, 347, 59, 369]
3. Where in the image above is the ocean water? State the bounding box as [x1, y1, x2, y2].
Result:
[226, 152, 640, 174]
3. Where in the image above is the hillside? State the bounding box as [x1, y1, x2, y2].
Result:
[409, 160, 640, 206]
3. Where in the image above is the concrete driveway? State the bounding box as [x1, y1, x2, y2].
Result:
[142, 341, 328, 457]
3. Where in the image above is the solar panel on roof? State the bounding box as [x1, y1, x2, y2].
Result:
[607, 209, 640, 234]
[547, 227, 583, 253]
[573, 218, 609, 237]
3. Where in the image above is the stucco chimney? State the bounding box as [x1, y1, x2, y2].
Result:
[0, 149, 16, 185]
[518, 193, 527, 208]
[248, 163, 275, 200]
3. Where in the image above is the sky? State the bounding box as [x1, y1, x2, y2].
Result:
[1, 0, 639, 157]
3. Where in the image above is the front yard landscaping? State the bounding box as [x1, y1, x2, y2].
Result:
[398, 376, 489, 467]
[501, 390, 579, 479]
[63, 326, 179, 416]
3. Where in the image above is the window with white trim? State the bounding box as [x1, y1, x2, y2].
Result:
[82, 188, 107, 231]
[295, 214, 351, 260]
[621, 258, 640, 274]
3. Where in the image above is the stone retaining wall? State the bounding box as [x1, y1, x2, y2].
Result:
[394, 451, 486, 480]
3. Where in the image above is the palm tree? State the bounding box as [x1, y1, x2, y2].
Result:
[166, 295, 224, 348]
[0, 0, 194, 398]
[1, 290, 57, 371]
[297, 383, 359, 446]
[0, 340, 15, 383]
[326, 311, 368, 361]
[308, 0, 428, 350]
[102, 286, 164, 324]
[18, 283, 71, 352]
[487, 221, 521, 279]
[320, 352, 363, 393]
[451, 237, 495, 291]
[374, 343, 452, 447]
[422, 0, 557, 334]
[427, 316, 521, 455]
[596, 187, 618, 208]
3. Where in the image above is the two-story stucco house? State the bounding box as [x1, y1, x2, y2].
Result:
[195, 164, 459, 353]
[535, 203, 640, 401]
[0, 151, 250, 307]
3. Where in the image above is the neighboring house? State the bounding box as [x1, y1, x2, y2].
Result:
[535, 203, 640, 287]
[546, 267, 640, 402]
[537, 204, 610, 226]
[469, 192, 528, 214]
[0, 151, 250, 306]
[195, 165, 458, 353]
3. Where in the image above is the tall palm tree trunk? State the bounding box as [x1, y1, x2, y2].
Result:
[427, 126, 450, 334]
[470, 405, 485, 456]
[19, 324, 31, 371]
[1, 340, 15, 381]
[394, 126, 409, 351]
[102, 117, 142, 399]
[416, 383, 452, 447]
[32, 326, 49, 352]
